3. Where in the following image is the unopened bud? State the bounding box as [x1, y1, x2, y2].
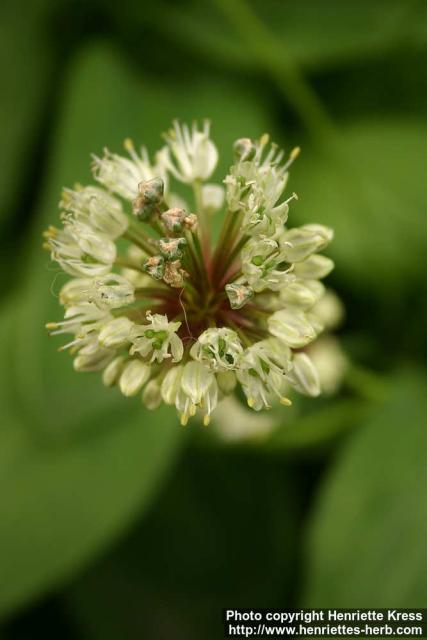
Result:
[142, 378, 162, 410]
[102, 355, 126, 387]
[119, 360, 151, 397]
[98, 317, 133, 348]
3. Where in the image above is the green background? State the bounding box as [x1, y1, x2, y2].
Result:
[1, 0, 427, 637]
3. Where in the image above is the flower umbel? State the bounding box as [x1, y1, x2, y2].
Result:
[45, 120, 337, 425]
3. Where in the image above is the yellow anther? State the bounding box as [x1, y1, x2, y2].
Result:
[203, 414, 211, 426]
[290, 146, 300, 160]
[180, 414, 188, 426]
[280, 397, 292, 406]
[247, 397, 254, 408]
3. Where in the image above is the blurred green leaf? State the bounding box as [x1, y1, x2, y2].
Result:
[66, 447, 301, 640]
[126, 0, 427, 74]
[0, 398, 180, 620]
[293, 119, 427, 298]
[302, 370, 427, 606]
[0, 1, 55, 226]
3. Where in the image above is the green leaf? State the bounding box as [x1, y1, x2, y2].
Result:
[127, 0, 427, 73]
[293, 119, 427, 298]
[0, 397, 180, 619]
[0, 1, 55, 227]
[66, 446, 300, 640]
[302, 370, 427, 606]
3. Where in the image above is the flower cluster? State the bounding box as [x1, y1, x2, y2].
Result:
[45, 120, 337, 426]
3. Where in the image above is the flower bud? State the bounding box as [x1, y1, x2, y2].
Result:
[279, 225, 332, 263]
[142, 378, 162, 409]
[279, 279, 324, 309]
[217, 370, 237, 394]
[161, 365, 184, 404]
[119, 360, 151, 396]
[73, 349, 113, 372]
[293, 255, 334, 279]
[93, 273, 135, 309]
[98, 317, 133, 348]
[287, 352, 320, 397]
[268, 309, 317, 348]
[102, 355, 126, 387]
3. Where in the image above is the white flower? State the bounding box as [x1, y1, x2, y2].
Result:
[292, 254, 334, 279]
[119, 360, 151, 396]
[181, 362, 218, 425]
[98, 317, 134, 348]
[60, 186, 128, 239]
[92, 139, 166, 200]
[279, 279, 325, 309]
[190, 328, 243, 371]
[92, 273, 135, 309]
[279, 224, 333, 263]
[268, 308, 317, 348]
[310, 288, 345, 331]
[44, 226, 115, 277]
[73, 347, 114, 372]
[201, 183, 224, 213]
[142, 379, 162, 409]
[158, 120, 218, 183]
[237, 338, 292, 409]
[102, 355, 126, 387]
[46, 303, 110, 339]
[287, 352, 320, 397]
[161, 362, 218, 426]
[306, 336, 348, 395]
[130, 312, 183, 363]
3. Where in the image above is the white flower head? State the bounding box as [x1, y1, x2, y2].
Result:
[46, 119, 340, 427]
[130, 312, 183, 363]
[159, 120, 218, 183]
